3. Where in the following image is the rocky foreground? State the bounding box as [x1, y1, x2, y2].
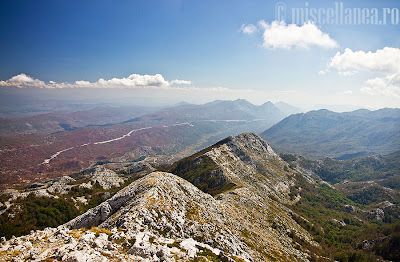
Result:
[0, 133, 319, 261]
[1, 173, 244, 261]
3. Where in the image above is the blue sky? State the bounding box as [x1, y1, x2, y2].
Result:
[1, 0, 400, 110]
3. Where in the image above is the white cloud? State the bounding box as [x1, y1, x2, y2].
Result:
[0, 73, 256, 94]
[327, 47, 400, 97]
[344, 90, 353, 95]
[240, 24, 257, 34]
[0, 73, 46, 88]
[329, 47, 400, 73]
[171, 79, 192, 85]
[0, 73, 177, 89]
[361, 73, 400, 97]
[258, 20, 338, 49]
[318, 69, 329, 75]
[72, 74, 171, 89]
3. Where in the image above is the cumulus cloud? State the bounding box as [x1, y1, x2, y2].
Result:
[0, 73, 183, 89]
[240, 24, 257, 34]
[258, 20, 338, 49]
[0, 73, 255, 93]
[0, 73, 45, 87]
[329, 47, 400, 74]
[327, 47, 400, 97]
[71, 74, 171, 89]
[361, 73, 400, 97]
[344, 90, 353, 95]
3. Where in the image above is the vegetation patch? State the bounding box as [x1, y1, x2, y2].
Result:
[0, 165, 148, 239]
[0, 193, 79, 239]
[161, 139, 236, 196]
[194, 245, 229, 262]
[288, 174, 400, 261]
[90, 227, 111, 236]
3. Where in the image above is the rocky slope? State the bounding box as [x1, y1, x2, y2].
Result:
[0, 162, 156, 239]
[0, 133, 319, 261]
[3, 166, 128, 204]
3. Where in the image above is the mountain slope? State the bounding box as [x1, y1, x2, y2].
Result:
[64, 133, 317, 261]
[2, 133, 399, 261]
[260, 108, 400, 159]
[281, 150, 400, 186]
[280, 151, 400, 261]
[167, 133, 297, 202]
[163, 133, 318, 260]
[0, 174, 243, 261]
[1, 171, 315, 261]
[0, 133, 318, 261]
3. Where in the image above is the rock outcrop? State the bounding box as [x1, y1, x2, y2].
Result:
[0, 225, 231, 261]
[85, 166, 125, 190]
[7, 166, 123, 201]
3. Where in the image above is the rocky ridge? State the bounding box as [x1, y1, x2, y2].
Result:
[0, 163, 155, 220]
[6, 166, 123, 200]
[0, 133, 319, 261]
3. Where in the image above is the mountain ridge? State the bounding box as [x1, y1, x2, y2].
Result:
[260, 108, 400, 159]
[0, 133, 317, 261]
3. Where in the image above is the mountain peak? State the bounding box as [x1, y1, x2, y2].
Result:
[262, 101, 274, 106]
[233, 98, 250, 103]
[232, 98, 253, 106]
[168, 133, 292, 200]
[229, 132, 278, 159]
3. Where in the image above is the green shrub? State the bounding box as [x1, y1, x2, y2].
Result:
[0, 193, 79, 239]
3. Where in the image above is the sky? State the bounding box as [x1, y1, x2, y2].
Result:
[0, 0, 400, 111]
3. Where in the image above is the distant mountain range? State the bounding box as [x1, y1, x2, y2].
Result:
[261, 108, 400, 159]
[126, 99, 287, 127]
[0, 99, 294, 136]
